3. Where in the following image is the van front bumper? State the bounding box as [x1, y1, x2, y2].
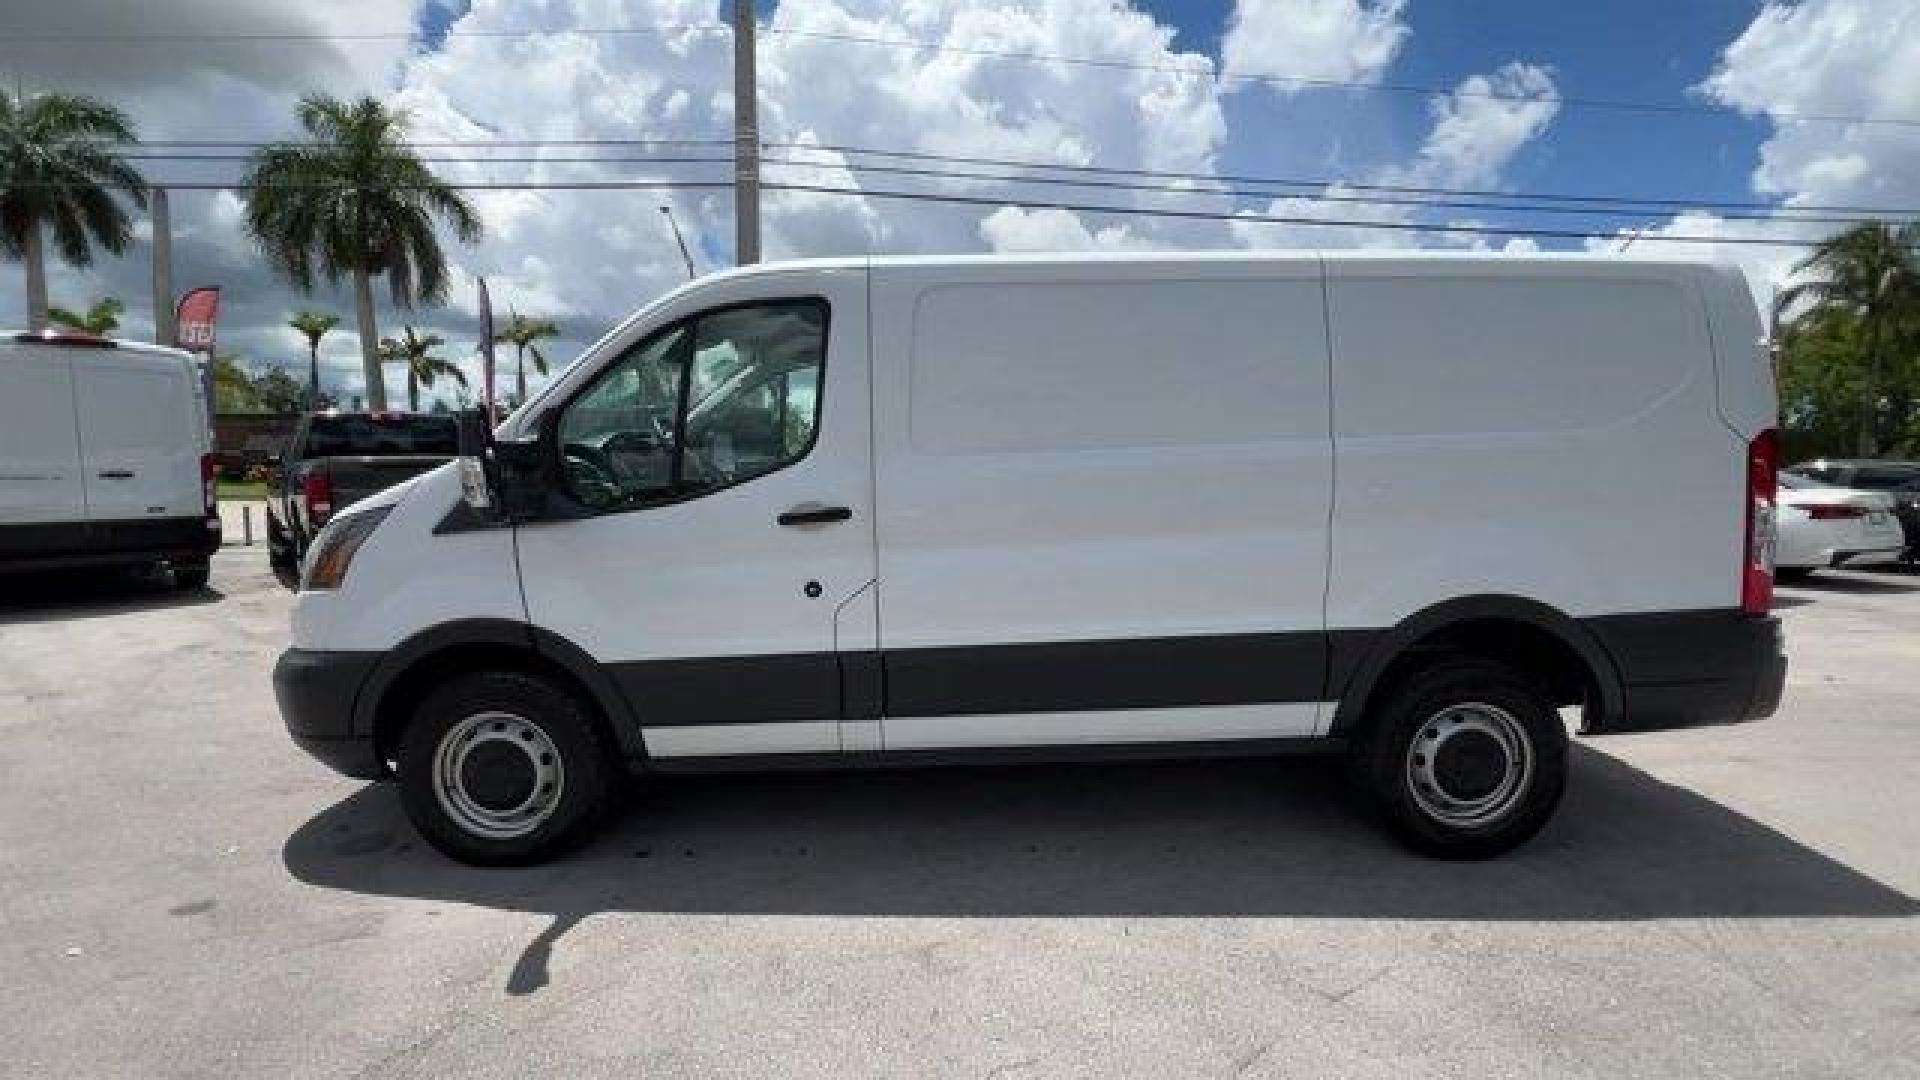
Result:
[273, 648, 383, 779]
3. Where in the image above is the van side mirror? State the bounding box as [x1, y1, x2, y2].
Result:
[492, 433, 553, 521]
[453, 407, 554, 522]
[454, 409, 497, 514]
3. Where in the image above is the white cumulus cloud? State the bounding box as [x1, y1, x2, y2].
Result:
[1221, 0, 1408, 93]
[1388, 62, 1560, 189]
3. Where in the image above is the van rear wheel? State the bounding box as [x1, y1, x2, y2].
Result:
[1356, 659, 1567, 860]
[396, 671, 614, 866]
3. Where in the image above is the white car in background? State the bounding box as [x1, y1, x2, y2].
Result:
[1775, 472, 1905, 580]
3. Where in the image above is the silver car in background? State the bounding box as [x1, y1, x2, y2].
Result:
[1775, 471, 1905, 579]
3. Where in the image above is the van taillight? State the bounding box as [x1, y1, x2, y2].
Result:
[302, 470, 335, 522]
[200, 454, 217, 515]
[1742, 428, 1778, 615]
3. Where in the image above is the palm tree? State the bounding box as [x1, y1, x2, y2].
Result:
[1776, 221, 1920, 455]
[47, 295, 123, 335]
[379, 325, 467, 412]
[494, 308, 560, 403]
[0, 91, 147, 331]
[242, 94, 481, 410]
[288, 309, 340, 409]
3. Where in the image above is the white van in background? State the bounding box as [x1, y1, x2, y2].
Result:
[274, 252, 1787, 866]
[0, 332, 220, 587]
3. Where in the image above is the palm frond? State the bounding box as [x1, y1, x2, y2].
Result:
[244, 95, 478, 304]
[0, 90, 145, 268]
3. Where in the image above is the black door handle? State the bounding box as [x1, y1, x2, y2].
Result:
[778, 504, 852, 526]
[97, 470, 135, 479]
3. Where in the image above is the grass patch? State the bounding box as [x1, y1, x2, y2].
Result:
[218, 480, 268, 501]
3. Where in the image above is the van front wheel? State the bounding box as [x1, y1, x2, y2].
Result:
[396, 671, 614, 866]
[1357, 660, 1568, 860]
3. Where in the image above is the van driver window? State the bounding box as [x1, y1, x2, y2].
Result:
[557, 299, 828, 511]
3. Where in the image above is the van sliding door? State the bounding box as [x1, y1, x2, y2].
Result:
[869, 260, 1335, 749]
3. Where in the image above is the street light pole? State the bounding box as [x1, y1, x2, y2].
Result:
[661, 206, 697, 280]
[732, 0, 761, 265]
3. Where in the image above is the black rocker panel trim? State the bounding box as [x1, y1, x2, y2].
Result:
[609, 651, 842, 728]
[615, 631, 1329, 727]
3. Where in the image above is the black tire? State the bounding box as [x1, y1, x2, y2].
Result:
[396, 670, 615, 866]
[171, 558, 211, 590]
[1775, 567, 1814, 583]
[1355, 659, 1567, 860]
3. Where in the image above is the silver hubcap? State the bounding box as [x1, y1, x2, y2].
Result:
[432, 711, 565, 840]
[1405, 702, 1533, 828]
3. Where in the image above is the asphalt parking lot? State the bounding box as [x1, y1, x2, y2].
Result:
[2, 552, 1917, 1079]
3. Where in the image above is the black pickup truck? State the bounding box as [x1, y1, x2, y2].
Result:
[266, 412, 457, 583]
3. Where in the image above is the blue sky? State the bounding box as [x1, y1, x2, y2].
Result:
[9, 0, 1912, 404]
[1137, 0, 1777, 240]
[415, 0, 1775, 234]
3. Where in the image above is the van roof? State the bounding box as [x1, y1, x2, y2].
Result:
[689, 248, 1733, 281]
[6, 331, 197, 361]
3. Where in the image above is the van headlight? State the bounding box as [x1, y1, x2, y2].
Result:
[301, 505, 393, 591]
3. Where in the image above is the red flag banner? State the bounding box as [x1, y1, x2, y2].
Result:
[174, 287, 220, 353]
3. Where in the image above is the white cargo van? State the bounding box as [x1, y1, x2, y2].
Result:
[274, 253, 1786, 865]
[1, 332, 220, 586]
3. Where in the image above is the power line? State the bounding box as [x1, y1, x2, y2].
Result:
[758, 158, 1897, 227]
[759, 182, 1839, 248]
[783, 142, 1890, 216]
[4, 18, 1916, 129]
[112, 149, 1907, 226]
[110, 140, 1920, 218]
[8, 174, 1841, 247]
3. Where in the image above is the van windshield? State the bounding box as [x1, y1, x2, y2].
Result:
[304, 415, 458, 456]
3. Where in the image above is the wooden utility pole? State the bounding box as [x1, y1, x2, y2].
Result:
[732, 0, 760, 264]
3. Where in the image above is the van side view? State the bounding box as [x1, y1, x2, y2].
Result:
[1, 332, 220, 586]
[273, 253, 1787, 866]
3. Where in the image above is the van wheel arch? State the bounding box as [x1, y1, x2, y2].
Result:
[356, 620, 646, 772]
[1330, 596, 1624, 739]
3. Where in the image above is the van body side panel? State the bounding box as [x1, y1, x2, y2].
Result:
[1325, 262, 1741, 632]
[74, 350, 205, 523]
[870, 259, 1334, 746]
[0, 344, 86, 526]
[290, 467, 526, 650]
[1701, 264, 1778, 440]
